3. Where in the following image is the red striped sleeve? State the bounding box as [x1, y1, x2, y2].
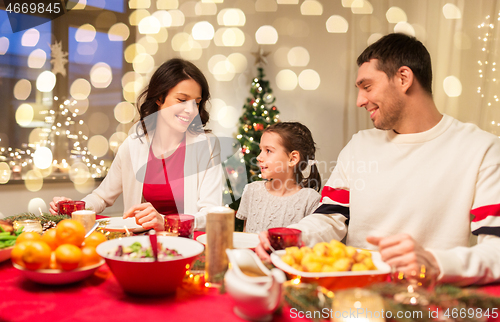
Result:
[321, 187, 349, 204]
[471, 204, 500, 222]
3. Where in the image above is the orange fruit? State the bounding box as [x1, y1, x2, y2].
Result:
[83, 231, 107, 247]
[49, 251, 60, 270]
[56, 219, 86, 247]
[55, 244, 82, 270]
[11, 241, 32, 267]
[16, 231, 42, 244]
[80, 245, 102, 267]
[21, 240, 52, 270]
[42, 228, 59, 250]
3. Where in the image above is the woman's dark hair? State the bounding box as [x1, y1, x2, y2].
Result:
[264, 122, 321, 192]
[357, 33, 433, 96]
[136, 58, 210, 137]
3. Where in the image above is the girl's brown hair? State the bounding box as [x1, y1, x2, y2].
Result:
[264, 122, 321, 192]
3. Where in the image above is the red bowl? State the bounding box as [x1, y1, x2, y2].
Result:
[96, 236, 204, 296]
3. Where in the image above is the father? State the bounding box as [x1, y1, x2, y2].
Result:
[257, 33, 500, 286]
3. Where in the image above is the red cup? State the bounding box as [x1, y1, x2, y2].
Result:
[164, 214, 195, 239]
[58, 200, 85, 216]
[268, 227, 302, 250]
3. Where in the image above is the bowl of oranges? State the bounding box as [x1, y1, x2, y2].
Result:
[11, 219, 107, 285]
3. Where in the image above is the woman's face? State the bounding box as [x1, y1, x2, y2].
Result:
[157, 78, 202, 134]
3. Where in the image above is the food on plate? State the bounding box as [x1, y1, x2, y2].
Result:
[280, 240, 377, 273]
[12, 219, 107, 270]
[108, 241, 182, 261]
[0, 221, 21, 249]
[0, 220, 13, 233]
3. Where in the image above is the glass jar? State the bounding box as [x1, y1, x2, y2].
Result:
[14, 220, 43, 234]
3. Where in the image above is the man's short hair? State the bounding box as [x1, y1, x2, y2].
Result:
[357, 33, 433, 96]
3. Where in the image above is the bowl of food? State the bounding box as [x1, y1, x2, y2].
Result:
[13, 260, 105, 285]
[270, 240, 391, 291]
[96, 235, 204, 296]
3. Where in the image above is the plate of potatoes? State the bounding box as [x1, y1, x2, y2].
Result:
[270, 240, 391, 290]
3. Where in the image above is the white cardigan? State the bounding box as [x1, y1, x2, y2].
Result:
[82, 123, 224, 229]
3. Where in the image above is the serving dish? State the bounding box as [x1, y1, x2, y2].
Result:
[0, 246, 13, 263]
[96, 235, 204, 295]
[13, 260, 105, 285]
[196, 232, 259, 249]
[97, 217, 146, 233]
[270, 250, 391, 291]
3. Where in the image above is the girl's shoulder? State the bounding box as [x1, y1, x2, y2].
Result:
[298, 187, 322, 199]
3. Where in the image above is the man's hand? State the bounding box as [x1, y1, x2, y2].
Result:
[123, 203, 165, 231]
[255, 230, 271, 262]
[49, 197, 72, 215]
[367, 234, 440, 277]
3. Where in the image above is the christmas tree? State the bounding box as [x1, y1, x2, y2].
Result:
[236, 67, 280, 183]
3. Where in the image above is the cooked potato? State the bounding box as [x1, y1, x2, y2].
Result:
[282, 239, 377, 273]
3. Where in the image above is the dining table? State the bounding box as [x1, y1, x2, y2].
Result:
[1, 229, 499, 322]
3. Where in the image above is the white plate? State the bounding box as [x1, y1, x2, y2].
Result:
[196, 232, 259, 249]
[13, 260, 105, 285]
[97, 217, 146, 233]
[0, 246, 13, 262]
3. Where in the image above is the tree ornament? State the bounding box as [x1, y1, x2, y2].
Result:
[254, 123, 264, 131]
[50, 40, 68, 77]
[251, 47, 271, 66]
[264, 93, 274, 103]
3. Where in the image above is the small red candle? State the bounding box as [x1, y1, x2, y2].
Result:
[268, 228, 302, 250]
[58, 200, 85, 216]
[165, 214, 195, 239]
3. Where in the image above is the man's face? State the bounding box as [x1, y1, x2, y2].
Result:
[355, 59, 404, 131]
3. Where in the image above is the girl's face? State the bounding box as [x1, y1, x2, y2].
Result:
[157, 78, 202, 134]
[257, 132, 294, 181]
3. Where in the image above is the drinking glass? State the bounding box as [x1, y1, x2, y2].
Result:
[164, 214, 195, 238]
[268, 228, 302, 250]
[58, 200, 85, 216]
[391, 265, 438, 305]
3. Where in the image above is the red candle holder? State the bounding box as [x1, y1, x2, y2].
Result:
[165, 214, 195, 239]
[58, 200, 85, 216]
[268, 227, 302, 250]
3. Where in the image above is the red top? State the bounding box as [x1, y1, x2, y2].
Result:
[142, 138, 185, 215]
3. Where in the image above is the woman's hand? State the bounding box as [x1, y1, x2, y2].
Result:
[255, 230, 272, 262]
[123, 203, 165, 231]
[49, 197, 72, 215]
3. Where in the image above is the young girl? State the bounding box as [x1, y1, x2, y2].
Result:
[236, 122, 321, 233]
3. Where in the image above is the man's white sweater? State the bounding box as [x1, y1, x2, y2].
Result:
[290, 114, 500, 285]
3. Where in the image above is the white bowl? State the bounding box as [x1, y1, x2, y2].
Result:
[13, 260, 105, 285]
[196, 232, 259, 249]
[96, 236, 204, 295]
[271, 250, 391, 291]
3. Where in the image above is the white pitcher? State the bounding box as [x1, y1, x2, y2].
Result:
[224, 249, 286, 321]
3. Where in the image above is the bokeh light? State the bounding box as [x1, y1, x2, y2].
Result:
[300, 0, 322, 15]
[108, 23, 130, 41]
[28, 198, 47, 214]
[443, 3, 461, 19]
[90, 62, 113, 88]
[74, 177, 95, 194]
[77, 39, 98, 56]
[129, 0, 151, 8]
[29, 128, 47, 146]
[298, 69, 320, 90]
[386, 7, 407, 23]
[153, 10, 172, 27]
[217, 105, 239, 128]
[157, 0, 178, 9]
[150, 27, 169, 42]
[276, 70, 298, 90]
[124, 43, 146, 63]
[208, 98, 226, 121]
[277, 0, 298, 3]
[138, 36, 159, 55]
[192, 21, 215, 40]
[70, 78, 92, 100]
[25, 170, 43, 192]
[227, 53, 247, 73]
[27, 49, 46, 68]
[367, 33, 383, 45]
[21, 28, 40, 47]
[69, 162, 91, 185]
[0, 37, 9, 55]
[443, 76, 462, 97]
[288, 47, 309, 66]
[36, 71, 56, 92]
[394, 22, 415, 36]
[109, 132, 128, 153]
[15, 103, 34, 126]
[129, 9, 150, 26]
[215, 27, 245, 47]
[75, 24, 97, 42]
[0, 162, 11, 184]
[88, 135, 109, 157]
[326, 15, 349, 33]
[139, 16, 161, 34]
[273, 46, 290, 67]
[169, 9, 186, 26]
[195, 1, 216, 15]
[212, 60, 236, 81]
[33, 146, 53, 169]
[255, 25, 278, 44]
[218, 8, 246, 26]
[351, 0, 373, 14]
[69, 99, 89, 115]
[133, 53, 155, 73]
[14, 79, 32, 100]
[114, 102, 136, 124]
[96, 11, 117, 29]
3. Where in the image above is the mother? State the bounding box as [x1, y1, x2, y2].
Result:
[50, 58, 223, 231]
